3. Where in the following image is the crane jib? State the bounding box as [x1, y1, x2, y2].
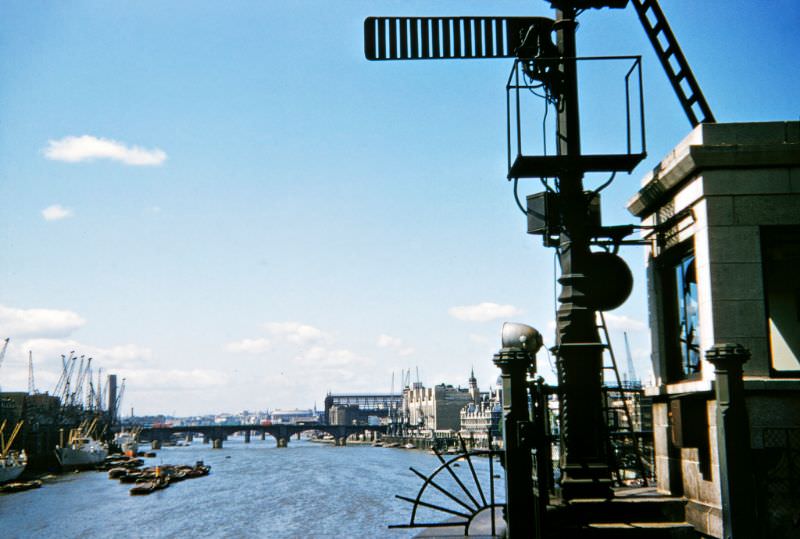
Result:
[364, 16, 555, 61]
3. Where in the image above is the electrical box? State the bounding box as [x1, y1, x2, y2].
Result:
[526, 191, 601, 237]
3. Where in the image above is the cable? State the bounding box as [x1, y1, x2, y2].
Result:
[544, 345, 557, 377]
[591, 171, 617, 195]
[542, 88, 549, 157]
[513, 178, 528, 216]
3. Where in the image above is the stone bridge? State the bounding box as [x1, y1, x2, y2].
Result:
[138, 423, 384, 449]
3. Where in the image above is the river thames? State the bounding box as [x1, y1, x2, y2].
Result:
[0, 436, 505, 538]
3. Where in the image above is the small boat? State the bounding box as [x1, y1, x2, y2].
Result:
[129, 476, 169, 495]
[108, 467, 128, 479]
[184, 462, 211, 478]
[119, 470, 145, 483]
[403, 443, 416, 449]
[112, 428, 140, 457]
[0, 479, 41, 493]
[383, 442, 399, 448]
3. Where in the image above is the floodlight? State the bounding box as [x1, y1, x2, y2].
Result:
[501, 323, 543, 354]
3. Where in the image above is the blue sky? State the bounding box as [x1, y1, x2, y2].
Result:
[1, 1, 798, 415]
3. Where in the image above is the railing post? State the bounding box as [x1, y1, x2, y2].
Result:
[705, 343, 758, 539]
[493, 323, 542, 538]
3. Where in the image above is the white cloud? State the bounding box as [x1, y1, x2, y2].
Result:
[21, 338, 154, 370]
[41, 204, 74, 221]
[597, 312, 648, 332]
[448, 302, 524, 322]
[264, 322, 329, 344]
[43, 135, 167, 166]
[295, 346, 371, 368]
[0, 305, 86, 338]
[121, 368, 230, 391]
[226, 338, 271, 354]
[377, 334, 402, 348]
[377, 334, 415, 356]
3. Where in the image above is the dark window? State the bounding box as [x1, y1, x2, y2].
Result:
[674, 252, 701, 377]
[661, 245, 701, 381]
[762, 226, 800, 374]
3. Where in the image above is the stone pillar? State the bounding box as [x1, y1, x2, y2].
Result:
[151, 439, 162, 450]
[244, 430, 251, 444]
[203, 433, 210, 444]
[212, 438, 223, 449]
[335, 436, 347, 446]
[494, 345, 538, 538]
[276, 437, 288, 448]
[186, 433, 193, 442]
[260, 431, 266, 441]
[706, 344, 757, 539]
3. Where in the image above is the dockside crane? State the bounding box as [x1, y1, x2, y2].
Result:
[72, 357, 91, 408]
[0, 337, 9, 391]
[623, 332, 638, 387]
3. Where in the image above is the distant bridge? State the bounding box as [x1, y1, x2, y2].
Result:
[138, 423, 385, 449]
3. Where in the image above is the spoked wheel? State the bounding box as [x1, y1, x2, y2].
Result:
[390, 436, 505, 537]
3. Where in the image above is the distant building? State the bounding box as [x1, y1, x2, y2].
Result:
[403, 375, 475, 432]
[271, 408, 319, 424]
[459, 372, 502, 446]
[323, 393, 401, 425]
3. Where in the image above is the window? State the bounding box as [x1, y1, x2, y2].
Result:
[661, 246, 701, 381]
[762, 226, 800, 374]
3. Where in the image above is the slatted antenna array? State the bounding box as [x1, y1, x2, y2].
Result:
[364, 16, 553, 61]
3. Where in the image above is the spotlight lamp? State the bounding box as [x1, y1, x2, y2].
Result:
[501, 322, 543, 354]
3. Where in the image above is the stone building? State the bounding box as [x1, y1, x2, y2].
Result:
[404, 378, 475, 432]
[627, 121, 800, 537]
[459, 372, 502, 447]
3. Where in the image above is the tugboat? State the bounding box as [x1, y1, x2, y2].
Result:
[0, 420, 27, 484]
[55, 418, 108, 469]
[112, 427, 141, 457]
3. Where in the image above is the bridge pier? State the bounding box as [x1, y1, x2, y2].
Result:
[186, 433, 193, 442]
[203, 434, 210, 444]
[296, 432, 301, 440]
[151, 440, 162, 450]
[244, 430, 251, 444]
[335, 436, 347, 447]
[212, 438, 223, 449]
[276, 437, 289, 448]
[260, 431, 266, 441]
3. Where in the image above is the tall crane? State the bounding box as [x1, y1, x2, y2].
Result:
[623, 332, 638, 386]
[0, 338, 9, 391]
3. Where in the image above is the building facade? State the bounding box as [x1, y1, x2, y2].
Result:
[404, 381, 474, 432]
[627, 121, 800, 538]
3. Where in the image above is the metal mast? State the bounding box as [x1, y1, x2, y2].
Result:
[550, 3, 613, 499]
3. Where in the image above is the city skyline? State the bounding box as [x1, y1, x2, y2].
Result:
[1, 1, 798, 415]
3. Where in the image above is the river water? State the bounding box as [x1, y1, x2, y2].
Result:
[0, 436, 505, 538]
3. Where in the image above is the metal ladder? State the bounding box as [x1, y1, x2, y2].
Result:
[630, 0, 715, 126]
[597, 311, 650, 485]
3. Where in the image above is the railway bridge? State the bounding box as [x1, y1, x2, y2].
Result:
[138, 423, 384, 449]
